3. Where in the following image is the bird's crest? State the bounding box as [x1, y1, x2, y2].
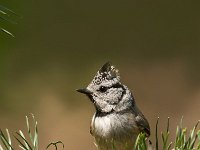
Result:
[98, 62, 120, 80]
[91, 62, 120, 85]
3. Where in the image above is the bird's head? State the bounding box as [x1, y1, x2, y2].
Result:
[77, 62, 134, 114]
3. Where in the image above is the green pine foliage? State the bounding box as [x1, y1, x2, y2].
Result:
[0, 5, 20, 37]
[0, 114, 38, 150]
[0, 114, 64, 150]
[134, 117, 200, 150]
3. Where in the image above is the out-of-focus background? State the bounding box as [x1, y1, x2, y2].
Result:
[0, 0, 200, 149]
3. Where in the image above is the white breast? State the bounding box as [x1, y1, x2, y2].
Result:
[93, 114, 113, 137]
[91, 112, 139, 150]
[92, 112, 138, 139]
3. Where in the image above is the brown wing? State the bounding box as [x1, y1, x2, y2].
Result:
[134, 106, 150, 137]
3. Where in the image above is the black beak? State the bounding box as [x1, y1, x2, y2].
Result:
[76, 88, 93, 95]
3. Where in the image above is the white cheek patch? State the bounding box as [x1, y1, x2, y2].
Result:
[92, 87, 124, 112]
[105, 88, 123, 104]
[94, 96, 114, 113]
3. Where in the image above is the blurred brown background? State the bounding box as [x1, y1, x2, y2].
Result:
[0, 0, 200, 149]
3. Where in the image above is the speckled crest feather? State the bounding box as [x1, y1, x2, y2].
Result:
[93, 62, 120, 85]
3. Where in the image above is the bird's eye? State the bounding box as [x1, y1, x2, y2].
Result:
[99, 86, 107, 93]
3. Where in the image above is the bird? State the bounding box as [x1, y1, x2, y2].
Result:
[77, 62, 150, 150]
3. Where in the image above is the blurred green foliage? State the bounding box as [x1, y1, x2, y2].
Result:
[0, 114, 38, 150]
[134, 118, 200, 150]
